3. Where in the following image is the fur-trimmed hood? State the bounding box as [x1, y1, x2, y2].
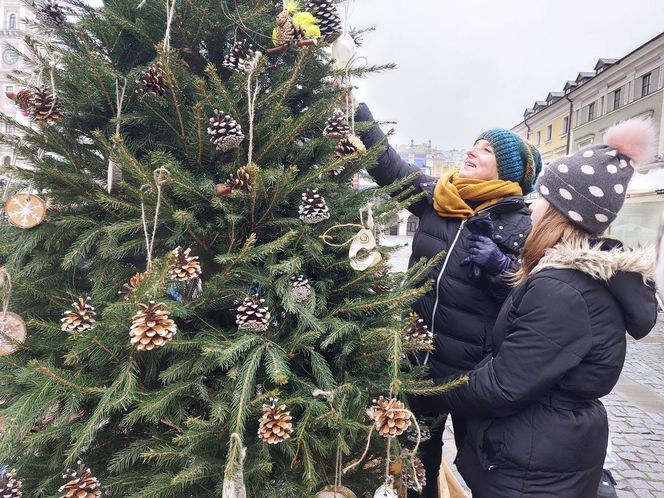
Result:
[531, 238, 656, 339]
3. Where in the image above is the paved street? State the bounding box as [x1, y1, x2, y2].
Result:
[442, 316, 664, 497]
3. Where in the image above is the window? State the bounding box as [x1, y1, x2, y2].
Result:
[2, 48, 18, 65]
[562, 116, 569, 135]
[8, 14, 16, 30]
[575, 110, 580, 127]
[545, 125, 552, 142]
[535, 131, 541, 145]
[389, 226, 398, 236]
[5, 85, 13, 95]
[406, 215, 419, 236]
[613, 88, 621, 110]
[4, 124, 14, 134]
[641, 73, 651, 97]
[588, 102, 595, 121]
[2, 156, 10, 167]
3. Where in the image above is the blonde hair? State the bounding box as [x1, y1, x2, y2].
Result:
[513, 204, 588, 283]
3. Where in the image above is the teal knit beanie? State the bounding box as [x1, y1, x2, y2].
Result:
[476, 129, 542, 194]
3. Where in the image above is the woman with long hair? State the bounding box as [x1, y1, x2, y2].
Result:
[415, 118, 659, 496]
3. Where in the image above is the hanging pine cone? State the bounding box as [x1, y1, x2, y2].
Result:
[59, 461, 101, 498]
[35, 0, 67, 28]
[207, 110, 245, 152]
[61, 297, 96, 333]
[168, 246, 202, 282]
[119, 272, 146, 300]
[289, 275, 311, 303]
[406, 419, 431, 444]
[236, 293, 271, 332]
[307, 0, 342, 42]
[371, 268, 393, 293]
[334, 135, 366, 157]
[29, 87, 61, 122]
[274, 9, 307, 47]
[136, 65, 166, 96]
[368, 396, 411, 438]
[226, 163, 257, 191]
[323, 109, 351, 139]
[407, 312, 433, 347]
[222, 39, 258, 73]
[129, 301, 177, 351]
[258, 398, 293, 444]
[9, 88, 33, 115]
[402, 457, 427, 491]
[298, 189, 330, 224]
[0, 468, 22, 498]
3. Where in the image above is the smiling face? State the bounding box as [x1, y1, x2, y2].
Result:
[458, 139, 499, 181]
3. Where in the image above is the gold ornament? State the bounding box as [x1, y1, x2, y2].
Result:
[258, 398, 293, 444]
[0, 312, 26, 356]
[129, 301, 177, 351]
[5, 193, 47, 229]
[368, 396, 411, 438]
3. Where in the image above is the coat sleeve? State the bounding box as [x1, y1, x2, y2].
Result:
[355, 103, 436, 217]
[427, 276, 593, 418]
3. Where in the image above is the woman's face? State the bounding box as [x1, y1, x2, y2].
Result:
[458, 139, 499, 181]
[529, 197, 550, 229]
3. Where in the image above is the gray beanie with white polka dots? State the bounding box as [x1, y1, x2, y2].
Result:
[537, 118, 656, 234]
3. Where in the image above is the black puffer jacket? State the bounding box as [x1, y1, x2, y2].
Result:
[429, 240, 658, 498]
[356, 103, 531, 377]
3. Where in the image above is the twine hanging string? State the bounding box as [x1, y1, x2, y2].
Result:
[245, 53, 262, 166]
[140, 167, 169, 270]
[114, 78, 127, 137]
[319, 203, 376, 248]
[0, 267, 12, 317]
[313, 388, 347, 490]
[162, 0, 177, 60]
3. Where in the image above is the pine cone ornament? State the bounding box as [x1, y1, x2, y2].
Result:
[289, 275, 311, 303]
[371, 269, 393, 293]
[298, 189, 330, 224]
[61, 297, 96, 333]
[207, 110, 245, 152]
[368, 396, 411, 438]
[35, 0, 66, 28]
[9, 88, 33, 115]
[407, 312, 433, 347]
[29, 87, 61, 122]
[335, 134, 366, 157]
[402, 457, 426, 491]
[129, 301, 177, 351]
[236, 293, 271, 332]
[0, 468, 22, 498]
[307, 0, 342, 42]
[137, 65, 166, 96]
[119, 272, 146, 300]
[226, 164, 257, 191]
[168, 246, 202, 282]
[258, 398, 293, 444]
[323, 109, 350, 138]
[406, 419, 431, 444]
[58, 461, 101, 498]
[222, 39, 258, 73]
[274, 9, 307, 46]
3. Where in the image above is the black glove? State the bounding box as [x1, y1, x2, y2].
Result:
[461, 233, 511, 276]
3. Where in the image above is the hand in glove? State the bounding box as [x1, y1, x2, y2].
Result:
[461, 233, 511, 276]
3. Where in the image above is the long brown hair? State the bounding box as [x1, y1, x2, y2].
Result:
[513, 204, 588, 283]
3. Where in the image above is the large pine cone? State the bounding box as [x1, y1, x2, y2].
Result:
[289, 275, 311, 303]
[298, 189, 330, 224]
[168, 247, 202, 282]
[275, 10, 307, 46]
[0, 468, 22, 498]
[119, 272, 146, 300]
[307, 0, 342, 42]
[36, 0, 66, 28]
[323, 109, 350, 139]
[222, 39, 258, 73]
[137, 65, 166, 96]
[58, 461, 101, 498]
[334, 135, 366, 157]
[30, 87, 61, 122]
[368, 396, 411, 438]
[258, 398, 293, 444]
[61, 297, 96, 333]
[207, 110, 245, 152]
[236, 294, 270, 332]
[402, 456, 427, 490]
[407, 312, 432, 347]
[129, 301, 177, 351]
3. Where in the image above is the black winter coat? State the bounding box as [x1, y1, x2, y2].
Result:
[428, 240, 658, 497]
[356, 103, 532, 377]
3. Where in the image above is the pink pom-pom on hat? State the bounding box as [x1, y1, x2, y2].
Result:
[604, 117, 657, 167]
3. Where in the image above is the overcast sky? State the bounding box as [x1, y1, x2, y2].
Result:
[349, 0, 664, 150]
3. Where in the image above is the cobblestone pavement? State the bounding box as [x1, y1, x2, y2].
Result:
[442, 317, 664, 497]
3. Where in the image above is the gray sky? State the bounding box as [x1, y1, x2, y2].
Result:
[349, 0, 664, 150]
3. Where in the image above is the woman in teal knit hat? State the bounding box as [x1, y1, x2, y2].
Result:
[354, 102, 542, 497]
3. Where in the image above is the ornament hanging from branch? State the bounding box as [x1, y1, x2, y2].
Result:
[0, 467, 22, 497]
[107, 78, 127, 194]
[406, 312, 432, 347]
[0, 268, 27, 356]
[268, 2, 320, 55]
[236, 293, 270, 332]
[6, 88, 33, 117]
[168, 246, 203, 302]
[35, 0, 67, 28]
[323, 109, 351, 139]
[58, 461, 101, 498]
[29, 86, 61, 122]
[289, 275, 311, 303]
[60, 297, 97, 333]
[258, 398, 294, 444]
[298, 189, 330, 224]
[4, 192, 47, 229]
[368, 396, 412, 438]
[207, 110, 245, 152]
[129, 301, 177, 351]
[136, 65, 166, 96]
[119, 272, 146, 301]
[222, 39, 259, 73]
[307, 0, 342, 43]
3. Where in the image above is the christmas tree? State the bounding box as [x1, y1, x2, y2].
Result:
[0, 0, 458, 496]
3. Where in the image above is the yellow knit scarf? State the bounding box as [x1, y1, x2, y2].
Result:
[433, 171, 523, 219]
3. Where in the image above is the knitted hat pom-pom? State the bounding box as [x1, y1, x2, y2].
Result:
[604, 118, 657, 168]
